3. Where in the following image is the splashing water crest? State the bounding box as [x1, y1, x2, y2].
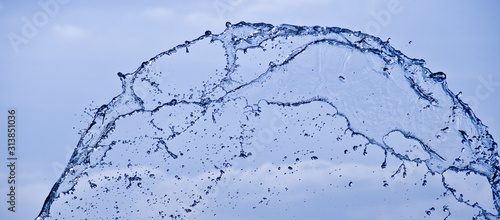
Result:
[37, 22, 499, 219]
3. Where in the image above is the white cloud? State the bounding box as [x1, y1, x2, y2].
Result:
[244, 0, 329, 14]
[183, 11, 224, 31]
[17, 181, 54, 217]
[272, 0, 329, 7]
[53, 25, 89, 40]
[143, 7, 175, 19]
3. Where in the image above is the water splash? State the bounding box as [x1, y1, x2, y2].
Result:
[37, 22, 499, 219]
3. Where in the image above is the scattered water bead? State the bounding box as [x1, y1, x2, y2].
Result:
[37, 22, 498, 220]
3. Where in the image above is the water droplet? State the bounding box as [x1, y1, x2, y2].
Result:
[429, 72, 446, 82]
[88, 181, 97, 189]
[381, 160, 387, 169]
[383, 181, 389, 187]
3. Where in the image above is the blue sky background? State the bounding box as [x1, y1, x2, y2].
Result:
[0, 0, 499, 219]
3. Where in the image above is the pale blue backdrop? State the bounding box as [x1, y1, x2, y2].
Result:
[0, 0, 499, 219]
